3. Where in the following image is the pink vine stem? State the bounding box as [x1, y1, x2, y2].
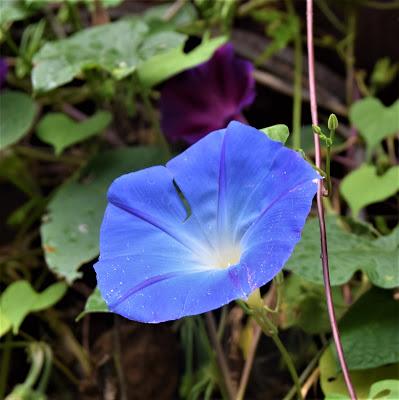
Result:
[306, 1, 357, 399]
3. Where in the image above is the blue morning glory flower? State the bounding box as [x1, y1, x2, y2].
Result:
[160, 43, 255, 144]
[95, 121, 320, 323]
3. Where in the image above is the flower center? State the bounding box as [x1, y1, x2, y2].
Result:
[213, 246, 241, 269]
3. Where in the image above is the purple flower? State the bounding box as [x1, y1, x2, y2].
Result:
[0, 58, 8, 88]
[95, 121, 320, 323]
[160, 44, 255, 144]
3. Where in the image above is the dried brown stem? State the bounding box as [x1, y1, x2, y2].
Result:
[205, 312, 236, 400]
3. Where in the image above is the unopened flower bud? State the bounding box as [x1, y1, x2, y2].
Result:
[312, 124, 322, 135]
[328, 114, 338, 131]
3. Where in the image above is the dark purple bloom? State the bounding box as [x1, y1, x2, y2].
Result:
[160, 43, 255, 144]
[0, 58, 8, 88]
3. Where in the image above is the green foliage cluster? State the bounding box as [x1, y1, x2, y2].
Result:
[0, 0, 398, 399]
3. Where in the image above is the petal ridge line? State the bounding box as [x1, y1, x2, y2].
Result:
[242, 178, 318, 242]
[217, 131, 228, 236]
[108, 271, 184, 309]
[232, 144, 283, 242]
[108, 197, 206, 258]
[108, 268, 207, 310]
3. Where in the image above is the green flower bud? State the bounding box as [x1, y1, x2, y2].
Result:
[328, 114, 338, 131]
[312, 124, 322, 135]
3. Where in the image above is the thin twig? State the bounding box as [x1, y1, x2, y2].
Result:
[44, 5, 66, 38]
[345, 9, 357, 106]
[238, 0, 278, 16]
[205, 312, 236, 400]
[315, 0, 346, 33]
[285, 0, 303, 149]
[253, 69, 347, 116]
[342, 284, 353, 305]
[301, 366, 320, 398]
[283, 346, 326, 400]
[236, 323, 261, 400]
[113, 316, 128, 400]
[52, 357, 81, 386]
[82, 314, 90, 355]
[306, 2, 357, 399]
[61, 103, 87, 121]
[162, 0, 186, 21]
[236, 283, 277, 400]
[14, 145, 83, 165]
[91, 0, 110, 25]
[0, 332, 12, 399]
[364, 0, 399, 9]
[251, 308, 303, 400]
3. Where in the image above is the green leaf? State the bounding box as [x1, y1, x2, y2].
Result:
[371, 58, 398, 91]
[340, 164, 399, 216]
[143, 2, 197, 28]
[24, 0, 123, 9]
[0, 281, 67, 335]
[32, 18, 186, 92]
[0, 314, 11, 337]
[7, 196, 45, 227]
[285, 216, 399, 288]
[87, 0, 123, 7]
[0, 90, 37, 150]
[252, 10, 298, 63]
[76, 287, 109, 321]
[40, 147, 165, 283]
[280, 274, 347, 334]
[320, 347, 399, 399]
[36, 111, 112, 155]
[324, 394, 349, 400]
[137, 36, 227, 88]
[368, 380, 399, 400]
[339, 288, 399, 370]
[0, 0, 33, 25]
[349, 97, 399, 150]
[260, 124, 290, 144]
[0, 153, 39, 197]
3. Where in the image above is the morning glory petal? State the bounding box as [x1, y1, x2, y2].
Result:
[166, 121, 318, 244]
[96, 259, 251, 322]
[240, 180, 319, 291]
[95, 121, 320, 323]
[101, 166, 213, 261]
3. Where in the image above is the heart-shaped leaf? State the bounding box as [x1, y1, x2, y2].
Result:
[320, 348, 399, 399]
[32, 18, 186, 92]
[369, 380, 399, 400]
[285, 216, 399, 288]
[340, 164, 399, 216]
[260, 124, 290, 144]
[349, 97, 399, 150]
[0, 280, 67, 336]
[280, 274, 347, 334]
[36, 111, 112, 155]
[0, 90, 37, 150]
